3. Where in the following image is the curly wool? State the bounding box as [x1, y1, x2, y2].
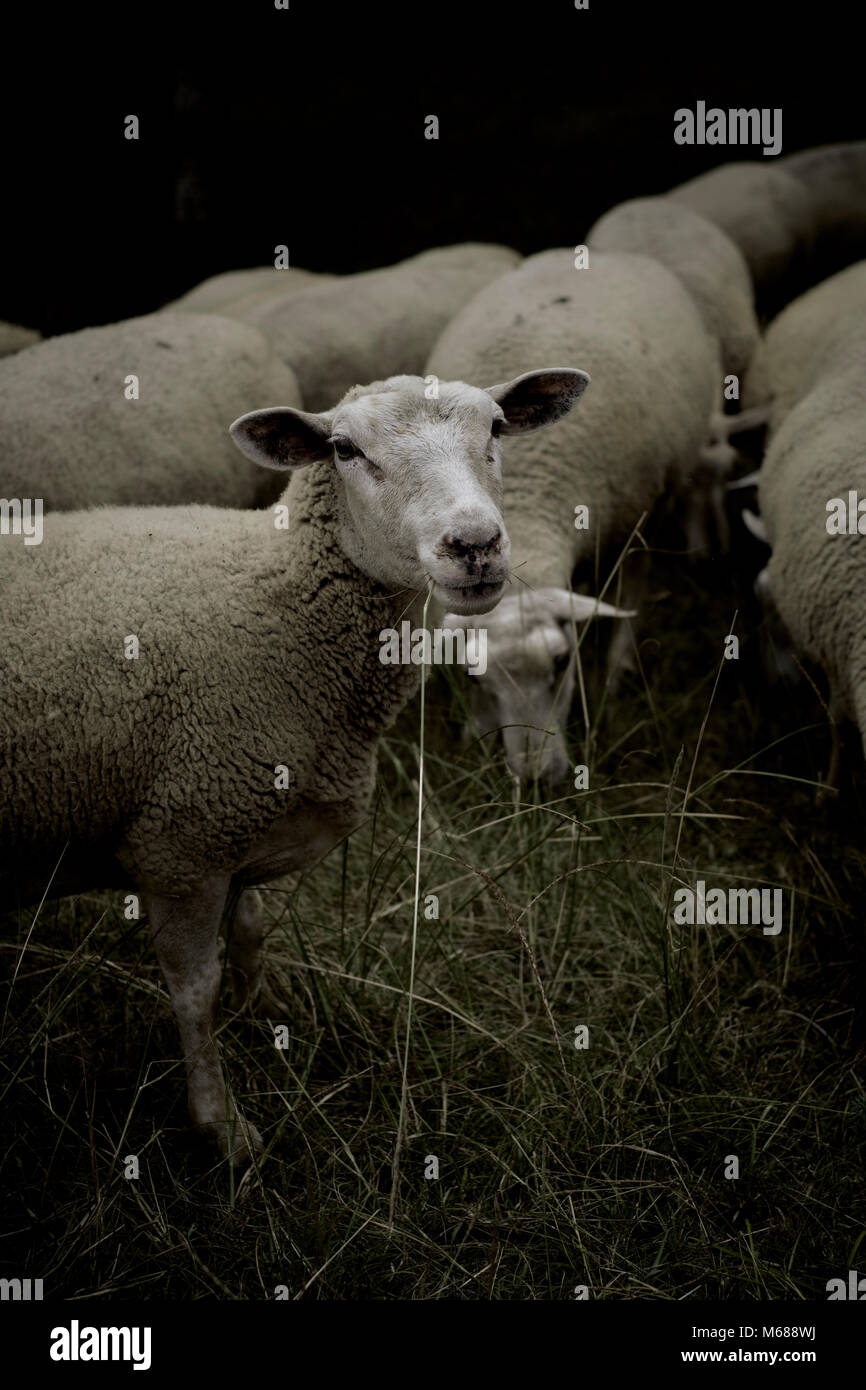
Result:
[0, 461, 423, 903]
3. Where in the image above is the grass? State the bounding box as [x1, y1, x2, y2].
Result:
[1, 522, 865, 1300]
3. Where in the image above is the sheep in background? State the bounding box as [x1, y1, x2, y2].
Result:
[757, 313, 866, 793]
[781, 141, 866, 282]
[667, 160, 816, 311]
[0, 311, 301, 510]
[586, 196, 760, 381]
[427, 248, 720, 783]
[0, 320, 40, 357]
[0, 368, 581, 1160]
[164, 264, 333, 317]
[242, 243, 521, 411]
[744, 260, 866, 432]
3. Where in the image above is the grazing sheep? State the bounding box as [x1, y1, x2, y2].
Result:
[0, 320, 40, 357]
[164, 264, 331, 316]
[244, 243, 521, 411]
[427, 249, 720, 782]
[586, 196, 760, 379]
[781, 141, 866, 279]
[0, 368, 581, 1160]
[667, 161, 816, 308]
[744, 261, 866, 431]
[757, 314, 866, 787]
[0, 311, 301, 510]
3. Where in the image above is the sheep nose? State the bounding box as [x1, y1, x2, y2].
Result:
[440, 525, 502, 560]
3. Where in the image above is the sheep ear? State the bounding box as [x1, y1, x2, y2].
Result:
[230, 407, 334, 471]
[539, 587, 637, 621]
[485, 369, 590, 434]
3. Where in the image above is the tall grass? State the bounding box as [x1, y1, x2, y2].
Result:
[1, 538, 864, 1299]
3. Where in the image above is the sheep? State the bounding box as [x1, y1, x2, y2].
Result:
[243, 243, 521, 411]
[585, 196, 760, 381]
[164, 264, 331, 316]
[757, 312, 866, 791]
[743, 261, 866, 432]
[427, 248, 720, 782]
[0, 367, 583, 1161]
[667, 160, 817, 310]
[0, 320, 40, 357]
[0, 311, 302, 511]
[781, 142, 866, 280]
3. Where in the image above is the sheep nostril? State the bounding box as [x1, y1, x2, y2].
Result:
[441, 527, 502, 558]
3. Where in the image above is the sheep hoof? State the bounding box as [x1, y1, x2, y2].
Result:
[229, 971, 288, 1018]
[215, 1116, 263, 1166]
[254, 981, 290, 1019]
[815, 779, 839, 809]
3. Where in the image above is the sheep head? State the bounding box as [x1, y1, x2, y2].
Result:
[230, 369, 588, 617]
[445, 587, 635, 785]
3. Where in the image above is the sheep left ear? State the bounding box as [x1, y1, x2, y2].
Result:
[485, 368, 590, 434]
[230, 406, 335, 470]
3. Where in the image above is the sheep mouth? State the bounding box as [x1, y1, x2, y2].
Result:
[435, 576, 506, 614]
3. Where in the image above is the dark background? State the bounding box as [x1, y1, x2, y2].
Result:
[2, 0, 861, 335]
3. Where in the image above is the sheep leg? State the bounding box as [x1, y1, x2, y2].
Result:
[816, 721, 841, 806]
[710, 404, 772, 438]
[145, 877, 262, 1163]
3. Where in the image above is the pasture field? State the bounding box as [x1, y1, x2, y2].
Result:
[2, 524, 863, 1301]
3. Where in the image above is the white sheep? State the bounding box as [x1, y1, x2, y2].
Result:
[0, 311, 301, 510]
[667, 160, 816, 305]
[164, 264, 331, 316]
[427, 248, 720, 782]
[744, 260, 866, 432]
[586, 196, 759, 382]
[757, 312, 866, 789]
[243, 243, 521, 411]
[0, 367, 582, 1160]
[0, 320, 40, 357]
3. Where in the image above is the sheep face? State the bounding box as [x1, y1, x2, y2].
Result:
[230, 369, 589, 618]
[446, 588, 636, 784]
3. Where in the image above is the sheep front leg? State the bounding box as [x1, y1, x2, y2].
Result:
[145, 877, 262, 1164]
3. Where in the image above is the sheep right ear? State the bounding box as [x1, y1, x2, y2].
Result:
[230, 407, 334, 471]
[485, 368, 590, 434]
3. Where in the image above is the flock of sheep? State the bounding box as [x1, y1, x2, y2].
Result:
[1, 140, 865, 1165]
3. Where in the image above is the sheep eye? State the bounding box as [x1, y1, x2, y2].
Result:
[332, 437, 363, 462]
[491, 418, 503, 438]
